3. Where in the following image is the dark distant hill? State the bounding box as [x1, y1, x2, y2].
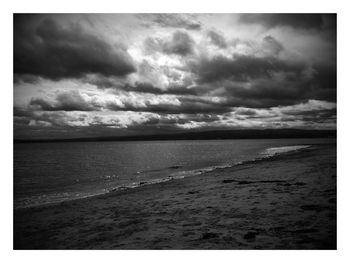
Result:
[14, 129, 336, 143]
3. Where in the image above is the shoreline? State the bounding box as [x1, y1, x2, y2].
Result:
[15, 144, 316, 211]
[14, 143, 336, 249]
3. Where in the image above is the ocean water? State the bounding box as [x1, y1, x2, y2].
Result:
[14, 138, 334, 208]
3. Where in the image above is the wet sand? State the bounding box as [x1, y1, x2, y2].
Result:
[14, 143, 336, 249]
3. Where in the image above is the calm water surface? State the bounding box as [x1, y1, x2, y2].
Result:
[14, 138, 334, 208]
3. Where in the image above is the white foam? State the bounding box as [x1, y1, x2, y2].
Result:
[261, 145, 310, 157]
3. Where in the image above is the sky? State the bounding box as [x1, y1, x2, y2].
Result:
[14, 14, 336, 139]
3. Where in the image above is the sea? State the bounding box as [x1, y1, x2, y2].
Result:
[14, 138, 334, 208]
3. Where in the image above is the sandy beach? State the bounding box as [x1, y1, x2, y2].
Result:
[14, 143, 336, 249]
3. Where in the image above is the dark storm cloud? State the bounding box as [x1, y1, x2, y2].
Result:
[190, 54, 307, 83]
[299, 109, 336, 122]
[123, 82, 198, 95]
[146, 14, 201, 30]
[234, 108, 257, 116]
[282, 107, 336, 118]
[239, 14, 325, 29]
[223, 80, 308, 108]
[29, 90, 99, 111]
[83, 75, 199, 95]
[186, 51, 336, 108]
[29, 98, 56, 111]
[145, 30, 195, 56]
[163, 31, 195, 56]
[207, 30, 227, 48]
[90, 63, 335, 110]
[13, 74, 42, 84]
[14, 15, 136, 80]
[278, 108, 336, 124]
[13, 14, 337, 139]
[262, 36, 284, 55]
[310, 64, 337, 101]
[216, 75, 335, 109]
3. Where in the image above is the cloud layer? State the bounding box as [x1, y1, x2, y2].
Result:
[14, 16, 136, 80]
[14, 14, 336, 139]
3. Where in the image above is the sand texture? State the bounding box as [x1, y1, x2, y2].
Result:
[14, 144, 336, 249]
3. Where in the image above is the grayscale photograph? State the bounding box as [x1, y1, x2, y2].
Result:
[13, 13, 336, 249]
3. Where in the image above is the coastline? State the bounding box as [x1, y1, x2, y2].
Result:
[14, 143, 336, 249]
[13, 143, 317, 209]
